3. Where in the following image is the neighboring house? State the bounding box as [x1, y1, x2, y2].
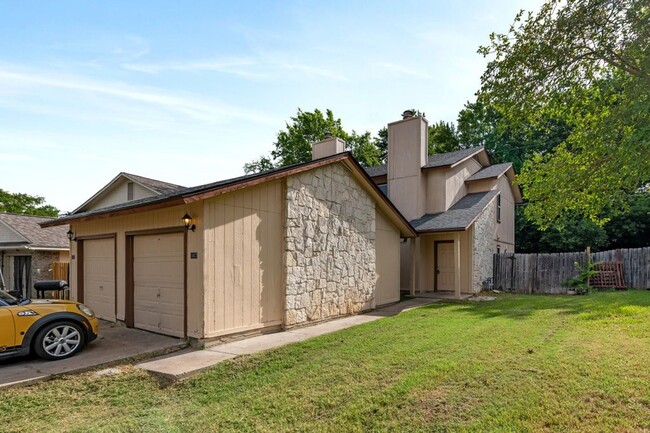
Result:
[365, 111, 523, 296]
[0, 213, 70, 298]
[42, 148, 416, 342]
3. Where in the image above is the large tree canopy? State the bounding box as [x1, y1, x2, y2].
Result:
[479, 0, 650, 228]
[0, 189, 59, 217]
[244, 109, 382, 173]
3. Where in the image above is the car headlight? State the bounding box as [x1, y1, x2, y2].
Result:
[77, 304, 95, 317]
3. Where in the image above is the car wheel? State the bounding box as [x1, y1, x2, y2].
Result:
[33, 321, 85, 360]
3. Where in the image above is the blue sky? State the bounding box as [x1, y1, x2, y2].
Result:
[0, 0, 542, 212]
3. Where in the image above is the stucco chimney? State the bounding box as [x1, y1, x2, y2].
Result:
[386, 110, 429, 220]
[312, 134, 346, 160]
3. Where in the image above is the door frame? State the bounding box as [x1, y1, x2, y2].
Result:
[125, 226, 187, 338]
[434, 240, 454, 292]
[76, 234, 117, 316]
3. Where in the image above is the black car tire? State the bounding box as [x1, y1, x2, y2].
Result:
[33, 321, 85, 360]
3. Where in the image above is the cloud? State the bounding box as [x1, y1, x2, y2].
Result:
[371, 61, 435, 80]
[122, 57, 267, 78]
[0, 66, 276, 125]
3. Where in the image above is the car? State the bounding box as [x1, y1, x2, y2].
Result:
[0, 290, 99, 361]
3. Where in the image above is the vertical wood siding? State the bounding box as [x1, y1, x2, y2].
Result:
[375, 208, 401, 305]
[202, 180, 284, 337]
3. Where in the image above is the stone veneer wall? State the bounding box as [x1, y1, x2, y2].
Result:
[472, 198, 497, 293]
[30, 251, 59, 297]
[284, 163, 376, 326]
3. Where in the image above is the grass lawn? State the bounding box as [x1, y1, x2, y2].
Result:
[2, 291, 650, 432]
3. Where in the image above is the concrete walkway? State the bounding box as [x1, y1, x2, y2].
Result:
[0, 322, 186, 389]
[137, 297, 440, 380]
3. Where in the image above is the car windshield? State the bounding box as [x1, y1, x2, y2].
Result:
[0, 290, 19, 306]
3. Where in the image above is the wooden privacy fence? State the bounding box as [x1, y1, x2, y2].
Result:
[52, 261, 69, 281]
[493, 247, 650, 294]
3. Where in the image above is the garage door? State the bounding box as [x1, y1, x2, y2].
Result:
[83, 238, 116, 321]
[133, 232, 184, 337]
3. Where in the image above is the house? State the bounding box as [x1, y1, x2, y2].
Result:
[42, 147, 416, 342]
[365, 111, 523, 297]
[0, 213, 70, 298]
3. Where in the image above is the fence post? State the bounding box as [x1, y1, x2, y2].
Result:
[586, 246, 591, 290]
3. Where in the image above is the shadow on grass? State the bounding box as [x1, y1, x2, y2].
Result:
[414, 290, 650, 321]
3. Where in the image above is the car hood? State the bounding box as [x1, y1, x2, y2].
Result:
[28, 299, 78, 306]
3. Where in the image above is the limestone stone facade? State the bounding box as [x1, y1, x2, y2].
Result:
[284, 163, 376, 326]
[472, 198, 497, 292]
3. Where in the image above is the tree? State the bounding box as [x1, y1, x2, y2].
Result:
[244, 108, 382, 173]
[428, 121, 461, 154]
[0, 189, 59, 217]
[457, 97, 571, 172]
[479, 0, 650, 229]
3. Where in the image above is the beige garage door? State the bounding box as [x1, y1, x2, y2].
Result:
[133, 233, 184, 337]
[83, 238, 116, 321]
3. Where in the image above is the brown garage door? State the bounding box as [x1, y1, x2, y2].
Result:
[133, 232, 184, 337]
[83, 238, 116, 321]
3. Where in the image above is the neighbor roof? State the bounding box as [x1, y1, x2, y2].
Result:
[466, 162, 513, 181]
[365, 146, 487, 178]
[409, 190, 499, 233]
[42, 153, 417, 238]
[0, 213, 69, 249]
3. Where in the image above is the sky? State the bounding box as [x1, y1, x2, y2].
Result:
[0, 0, 543, 213]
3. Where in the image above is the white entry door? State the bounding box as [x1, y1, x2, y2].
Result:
[133, 233, 184, 337]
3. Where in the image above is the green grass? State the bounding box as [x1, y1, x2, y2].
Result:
[2, 291, 650, 432]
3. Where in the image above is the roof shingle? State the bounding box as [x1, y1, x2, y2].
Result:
[0, 213, 69, 249]
[409, 190, 499, 232]
[466, 163, 512, 182]
[364, 146, 485, 178]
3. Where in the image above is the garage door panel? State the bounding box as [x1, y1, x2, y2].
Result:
[83, 238, 116, 321]
[133, 233, 184, 338]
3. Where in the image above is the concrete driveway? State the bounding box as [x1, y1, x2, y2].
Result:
[0, 321, 186, 389]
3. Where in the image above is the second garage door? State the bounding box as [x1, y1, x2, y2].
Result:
[133, 232, 184, 337]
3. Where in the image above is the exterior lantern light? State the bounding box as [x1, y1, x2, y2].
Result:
[182, 213, 196, 232]
[66, 229, 75, 241]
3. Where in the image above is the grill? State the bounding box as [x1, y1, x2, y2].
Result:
[34, 280, 69, 299]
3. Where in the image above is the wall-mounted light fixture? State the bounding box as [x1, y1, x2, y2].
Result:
[182, 213, 196, 232]
[66, 229, 76, 242]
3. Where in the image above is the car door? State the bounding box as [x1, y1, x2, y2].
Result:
[0, 307, 15, 349]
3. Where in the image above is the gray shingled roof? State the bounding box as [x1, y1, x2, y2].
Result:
[43, 153, 418, 237]
[0, 213, 69, 249]
[423, 147, 484, 168]
[364, 146, 485, 178]
[409, 190, 499, 232]
[466, 162, 512, 181]
[365, 164, 387, 178]
[122, 172, 185, 194]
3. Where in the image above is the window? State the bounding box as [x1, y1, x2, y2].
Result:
[496, 193, 501, 223]
[127, 182, 134, 201]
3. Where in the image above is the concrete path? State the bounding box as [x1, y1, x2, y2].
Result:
[137, 297, 439, 380]
[0, 322, 186, 389]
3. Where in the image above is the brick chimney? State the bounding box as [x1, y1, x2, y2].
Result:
[311, 132, 346, 160]
[386, 110, 428, 220]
